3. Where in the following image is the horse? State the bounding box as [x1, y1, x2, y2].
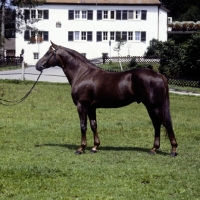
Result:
[36, 42, 178, 157]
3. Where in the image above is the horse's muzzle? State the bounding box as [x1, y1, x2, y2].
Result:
[36, 65, 45, 72]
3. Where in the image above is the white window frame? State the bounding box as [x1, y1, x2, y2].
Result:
[135, 31, 140, 41]
[128, 32, 133, 40]
[81, 31, 87, 40]
[103, 31, 108, 40]
[75, 31, 80, 40]
[103, 10, 108, 19]
[135, 10, 141, 20]
[37, 10, 43, 18]
[82, 10, 87, 19]
[128, 10, 134, 20]
[31, 10, 36, 19]
[75, 10, 80, 19]
[110, 11, 115, 19]
[110, 31, 115, 40]
[33, 53, 39, 59]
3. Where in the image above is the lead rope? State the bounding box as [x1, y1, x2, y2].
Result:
[0, 70, 43, 106]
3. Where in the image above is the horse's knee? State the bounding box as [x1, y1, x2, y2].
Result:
[80, 124, 87, 133]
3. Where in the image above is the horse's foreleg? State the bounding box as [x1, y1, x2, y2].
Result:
[76, 104, 88, 154]
[88, 108, 100, 153]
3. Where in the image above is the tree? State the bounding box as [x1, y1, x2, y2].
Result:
[113, 37, 126, 71]
[0, 0, 45, 57]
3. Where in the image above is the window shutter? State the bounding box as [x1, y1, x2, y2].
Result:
[87, 32, 92, 41]
[97, 32, 102, 41]
[43, 10, 49, 19]
[24, 30, 30, 41]
[122, 32, 127, 41]
[24, 10, 30, 22]
[69, 10, 74, 20]
[116, 10, 121, 20]
[68, 31, 74, 41]
[141, 31, 146, 41]
[116, 31, 121, 41]
[43, 31, 49, 41]
[141, 10, 147, 20]
[122, 10, 127, 20]
[87, 10, 93, 20]
[97, 10, 102, 20]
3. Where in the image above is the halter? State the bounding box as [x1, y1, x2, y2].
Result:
[40, 45, 60, 71]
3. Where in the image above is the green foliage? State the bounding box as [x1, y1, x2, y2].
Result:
[0, 82, 200, 199]
[145, 33, 200, 78]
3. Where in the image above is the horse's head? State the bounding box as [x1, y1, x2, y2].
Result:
[36, 41, 60, 71]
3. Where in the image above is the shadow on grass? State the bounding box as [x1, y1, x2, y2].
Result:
[35, 143, 169, 156]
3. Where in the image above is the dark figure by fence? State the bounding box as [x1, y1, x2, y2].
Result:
[36, 42, 178, 157]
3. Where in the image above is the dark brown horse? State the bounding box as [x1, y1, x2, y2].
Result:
[36, 42, 178, 156]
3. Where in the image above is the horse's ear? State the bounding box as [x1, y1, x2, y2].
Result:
[51, 41, 58, 49]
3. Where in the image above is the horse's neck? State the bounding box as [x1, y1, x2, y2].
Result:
[59, 55, 88, 86]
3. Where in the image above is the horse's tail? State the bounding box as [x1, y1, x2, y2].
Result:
[161, 75, 173, 137]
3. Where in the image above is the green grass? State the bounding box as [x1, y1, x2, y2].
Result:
[0, 81, 200, 199]
[0, 65, 21, 71]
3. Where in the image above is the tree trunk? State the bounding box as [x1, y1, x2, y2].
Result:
[0, 0, 5, 58]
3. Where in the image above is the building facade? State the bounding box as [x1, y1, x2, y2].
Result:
[15, 0, 168, 65]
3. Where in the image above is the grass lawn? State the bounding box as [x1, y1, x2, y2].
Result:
[0, 81, 200, 199]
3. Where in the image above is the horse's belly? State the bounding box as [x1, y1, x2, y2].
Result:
[93, 96, 136, 108]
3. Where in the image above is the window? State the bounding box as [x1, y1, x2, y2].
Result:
[116, 31, 121, 41]
[24, 9, 49, 20]
[97, 32, 102, 41]
[38, 10, 42, 18]
[43, 31, 49, 41]
[135, 10, 141, 19]
[122, 10, 127, 20]
[122, 32, 127, 41]
[116, 10, 121, 20]
[110, 11, 115, 19]
[128, 11, 134, 19]
[69, 10, 93, 20]
[68, 31, 92, 41]
[68, 31, 73, 41]
[31, 10, 36, 18]
[135, 31, 140, 40]
[141, 10, 147, 20]
[75, 31, 80, 40]
[75, 10, 80, 19]
[33, 53, 39, 59]
[134, 31, 146, 41]
[97, 10, 102, 20]
[110, 32, 115, 40]
[81, 32, 86, 40]
[141, 31, 146, 41]
[103, 11, 108, 19]
[128, 32, 133, 40]
[43, 10, 49, 19]
[103, 32, 108, 40]
[82, 11, 87, 19]
[24, 30, 30, 41]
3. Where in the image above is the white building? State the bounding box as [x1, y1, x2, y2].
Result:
[15, 0, 168, 65]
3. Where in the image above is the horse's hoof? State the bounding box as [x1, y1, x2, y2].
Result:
[75, 150, 83, 155]
[90, 149, 97, 153]
[171, 152, 178, 157]
[149, 150, 156, 155]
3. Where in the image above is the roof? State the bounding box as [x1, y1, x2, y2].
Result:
[45, 0, 161, 5]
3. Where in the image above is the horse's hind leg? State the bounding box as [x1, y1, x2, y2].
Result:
[88, 107, 100, 153]
[146, 107, 162, 155]
[76, 103, 88, 154]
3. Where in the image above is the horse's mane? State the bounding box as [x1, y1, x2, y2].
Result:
[61, 46, 100, 69]
[59, 45, 128, 73]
